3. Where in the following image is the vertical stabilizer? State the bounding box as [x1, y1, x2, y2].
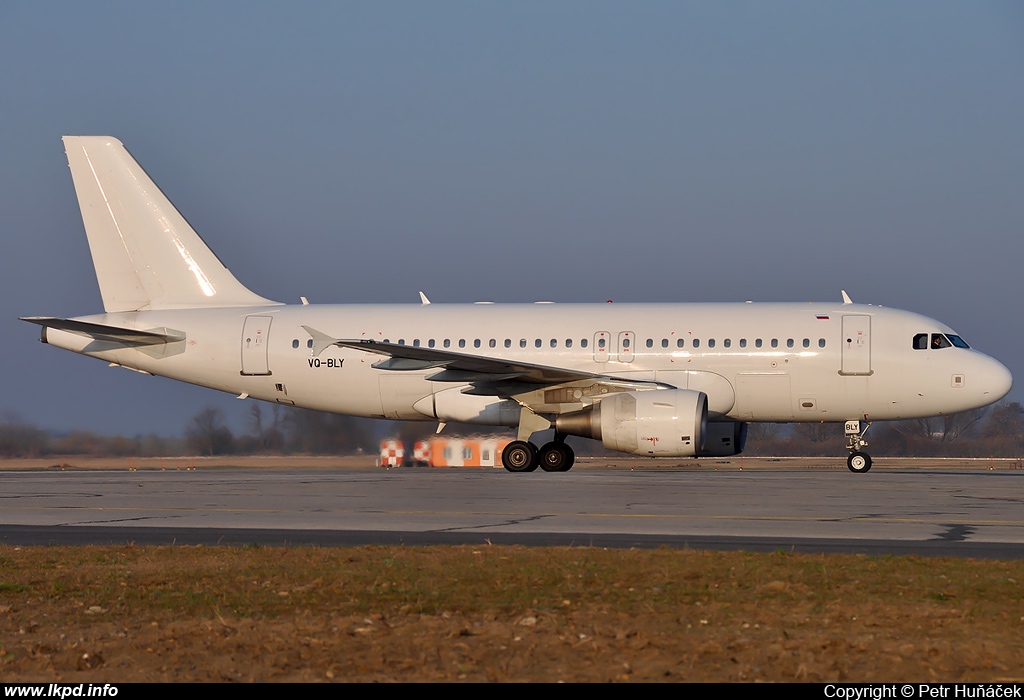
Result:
[62, 136, 279, 311]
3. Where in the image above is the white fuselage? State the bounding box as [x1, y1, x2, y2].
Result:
[42, 300, 1012, 426]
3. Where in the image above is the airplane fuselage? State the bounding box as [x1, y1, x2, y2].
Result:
[41, 300, 1010, 425]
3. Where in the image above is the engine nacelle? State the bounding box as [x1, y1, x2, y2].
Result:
[698, 421, 747, 457]
[556, 389, 708, 457]
[413, 387, 520, 425]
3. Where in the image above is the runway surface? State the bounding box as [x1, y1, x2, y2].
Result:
[2, 468, 1023, 557]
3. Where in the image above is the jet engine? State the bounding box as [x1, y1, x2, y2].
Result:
[698, 421, 747, 457]
[555, 389, 708, 456]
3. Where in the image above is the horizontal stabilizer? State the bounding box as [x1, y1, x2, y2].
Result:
[20, 317, 185, 346]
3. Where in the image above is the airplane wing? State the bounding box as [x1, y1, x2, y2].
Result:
[332, 336, 676, 413]
[303, 327, 670, 401]
[329, 337, 596, 383]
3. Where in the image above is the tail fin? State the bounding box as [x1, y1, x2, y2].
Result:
[62, 136, 279, 312]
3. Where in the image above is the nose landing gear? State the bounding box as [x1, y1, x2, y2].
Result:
[845, 420, 872, 473]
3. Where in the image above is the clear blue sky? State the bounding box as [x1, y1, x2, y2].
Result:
[2, 1, 1022, 437]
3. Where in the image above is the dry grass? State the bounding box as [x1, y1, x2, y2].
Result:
[1, 545, 1022, 682]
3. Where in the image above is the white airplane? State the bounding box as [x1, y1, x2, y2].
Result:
[22, 136, 1013, 473]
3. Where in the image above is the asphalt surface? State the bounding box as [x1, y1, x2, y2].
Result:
[2, 467, 1023, 557]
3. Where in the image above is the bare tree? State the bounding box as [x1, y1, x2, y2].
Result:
[791, 422, 837, 444]
[978, 401, 1024, 456]
[283, 409, 378, 455]
[0, 414, 48, 458]
[887, 408, 988, 444]
[185, 407, 235, 456]
[981, 401, 1024, 440]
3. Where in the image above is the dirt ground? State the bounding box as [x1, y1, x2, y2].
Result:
[1, 545, 1022, 682]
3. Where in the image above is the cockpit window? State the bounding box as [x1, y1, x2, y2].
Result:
[915, 332, 969, 350]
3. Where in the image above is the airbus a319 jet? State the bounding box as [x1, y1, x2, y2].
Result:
[21, 136, 1013, 473]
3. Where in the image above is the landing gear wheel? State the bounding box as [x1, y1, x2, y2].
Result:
[847, 452, 872, 473]
[502, 441, 538, 472]
[539, 442, 575, 472]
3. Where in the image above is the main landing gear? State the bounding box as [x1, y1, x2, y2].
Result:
[845, 420, 873, 473]
[502, 435, 575, 473]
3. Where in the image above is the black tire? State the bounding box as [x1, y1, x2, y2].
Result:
[847, 452, 872, 473]
[502, 441, 538, 473]
[560, 448, 575, 472]
[539, 442, 574, 472]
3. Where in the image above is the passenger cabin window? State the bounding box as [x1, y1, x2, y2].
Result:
[292, 339, 299, 349]
[708, 339, 715, 348]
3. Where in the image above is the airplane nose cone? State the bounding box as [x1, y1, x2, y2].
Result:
[978, 355, 1013, 404]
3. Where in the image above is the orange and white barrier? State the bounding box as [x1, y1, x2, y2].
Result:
[377, 439, 404, 468]
[412, 440, 431, 466]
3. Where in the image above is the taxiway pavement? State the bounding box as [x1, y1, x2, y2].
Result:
[1, 467, 1023, 557]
